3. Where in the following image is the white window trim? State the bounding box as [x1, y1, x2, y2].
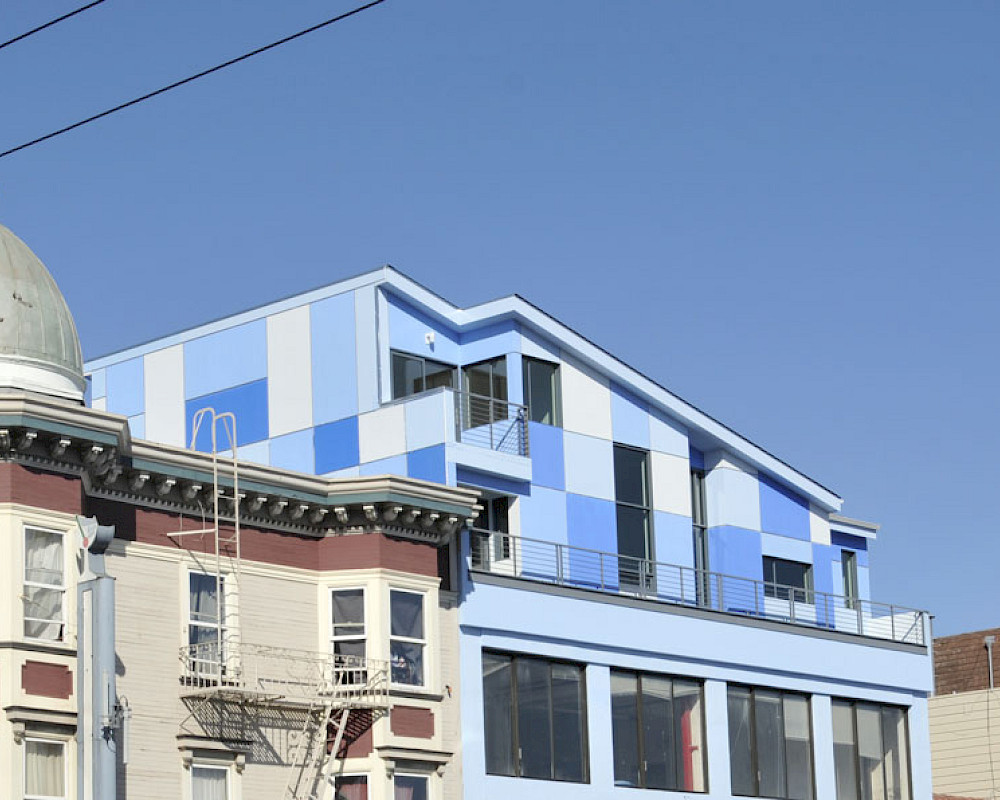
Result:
[23, 526, 67, 643]
[184, 567, 239, 681]
[23, 736, 67, 800]
[330, 586, 368, 659]
[389, 588, 427, 689]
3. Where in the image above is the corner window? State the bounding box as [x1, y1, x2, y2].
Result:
[462, 357, 508, 425]
[191, 764, 229, 800]
[390, 590, 425, 686]
[611, 670, 707, 791]
[728, 685, 813, 800]
[762, 557, 813, 603]
[24, 738, 66, 800]
[393, 774, 428, 800]
[614, 445, 653, 589]
[482, 651, 588, 783]
[391, 350, 456, 400]
[334, 774, 368, 800]
[24, 528, 65, 641]
[832, 700, 911, 800]
[522, 357, 562, 426]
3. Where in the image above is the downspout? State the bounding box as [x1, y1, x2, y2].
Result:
[76, 516, 118, 800]
[986, 635, 996, 690]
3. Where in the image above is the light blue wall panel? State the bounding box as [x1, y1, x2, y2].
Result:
[404, 391, 449, 451]
[270, 429, 316, 474]
[314, 416, 360, 474]
[183, 321, 266, 400]
[858, 565, 871, 601]
[519, 325, 561, 362]
[653, 511, 695, 569]
[759, 473, 810, 540]
[527, 422, 564, 491]
[128, 414, 145, 440]
[105, 357, 144, 417]
[611, 384, 650, 449]
[326, 465, 361, 479]
[566, 493, 616, 552]
[649, 409, 688, 458]
[708, 525, 763, 614]
[186, 379, 269, 451]
[811, 545, 835, 596]
[407, 445, 447, 484]
[387, 294, 460, 364]
[505, 352, 524, 407]
[356, 288, 380, 413]
[517, 486, 568, 545]
[359, 454, 407, 477]
[563, 432, 614, 501]
[89, 368, 106, 399]
[761, 532, 813, 563]
[455, 467, 529, 497]
[311, 293, 358, 425]
[459, 320, 519, 365]
[236, 439, 270, 465]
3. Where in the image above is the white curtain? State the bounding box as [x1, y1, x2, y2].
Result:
[25, 740, 65, 798]
[24, 530, 64, 640]
[335, 776, 368, 800]
[191, 767, 227, 800]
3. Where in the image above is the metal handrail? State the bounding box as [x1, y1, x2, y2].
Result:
[468, 529, 927, 646]
[454, 390, 529, 456]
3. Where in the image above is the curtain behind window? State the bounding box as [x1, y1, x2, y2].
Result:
[335, 776, 368, 800]
[191, 767, 227, 800]
[25, 740, 64, 798]
[24, 530, 64, 639]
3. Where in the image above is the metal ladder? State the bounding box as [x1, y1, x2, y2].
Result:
[283, 694, 351, 800]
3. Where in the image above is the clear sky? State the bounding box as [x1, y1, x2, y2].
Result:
[2, 1, 997, 636]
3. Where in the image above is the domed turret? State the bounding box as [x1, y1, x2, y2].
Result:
[0, 223, 85, 402]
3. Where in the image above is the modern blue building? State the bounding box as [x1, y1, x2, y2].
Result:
[87, 266, 932, 800]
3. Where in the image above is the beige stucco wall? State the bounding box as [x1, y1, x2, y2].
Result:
[929, 688, 1000, 799]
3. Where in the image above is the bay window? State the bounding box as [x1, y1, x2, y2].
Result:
[390, 589, 425, 686]
[331, 588, 366, 661]
[24, 528, 65, 641]
[24, 738, 65, 800]
[832, 700, 911, 800]
[334, 775, 368, 800]
[393, 774, 428, 800]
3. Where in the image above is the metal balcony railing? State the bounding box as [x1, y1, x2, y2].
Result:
[469, 530, 927, 646]
[454, 391, 528, 457]
[179, 641, 390, 708]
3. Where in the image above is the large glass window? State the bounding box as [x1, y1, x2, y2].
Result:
[334, 775, 368, 800]
[462, 357, 508, 425]
[390, 590, 425, 686]
[763, 557, 814, 603]
[24, 528, 65, 641]
[690, 469, 710, 605]
[391, 351, 456, 399]
[522, 357, 562, 426]
[191, 765, 228, 800]
[832, 700, 911, 800]
[728, 685, 814, 800]
[614, 445, 652, 589]
[24, 739, 65, 800]
[482, 652, 588, 782]
[611, 670, 706, 791]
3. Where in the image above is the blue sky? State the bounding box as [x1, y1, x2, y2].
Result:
[2, 1, 998, 636]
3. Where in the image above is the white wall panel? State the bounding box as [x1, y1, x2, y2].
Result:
[705, 451, 761, 531]
[650, 451, 691, 516]
[266, 306, 313, 437]
[809, 505, 831, 545]
[563, 431, 614, 501]
[358, 404, 407, 463]
[143, 345, 185, 446]
[560, 356, 612, 440]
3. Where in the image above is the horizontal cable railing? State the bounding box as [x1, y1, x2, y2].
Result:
[179, 641, 390, 707]
[454, 391, 528, 456]
[469, 530, 926, 646]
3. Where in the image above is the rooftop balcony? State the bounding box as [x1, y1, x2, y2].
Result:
[469, 530, 927, 647]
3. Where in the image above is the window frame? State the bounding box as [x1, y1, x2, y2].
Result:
[841, 551, 859, 610]
[762, 556, 814, 604]
[390, 350, 457, 400]
[727, 684, 815, 800]
[389, 588, 427, 688]
[23, 736, 67, 800]
[521, 357, 562, 427]
[610, 668, 708, 792]
[330, 586, 368, 661]
[482, 650, 590, 783]
[831, 698, 912, 800]
[23, 526, 66, 643]
[613, 444, 654, 589]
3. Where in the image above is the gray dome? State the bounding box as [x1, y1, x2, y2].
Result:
[0, 223, 85, 401]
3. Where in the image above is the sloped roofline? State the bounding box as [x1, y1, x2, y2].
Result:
[85, 265, 843, 512]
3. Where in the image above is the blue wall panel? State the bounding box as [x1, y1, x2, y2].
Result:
[689, 447, 705, 471]
[408, 445, 447, 484]
[517, 486, 568, 545]
[566, 493, 617, 588]
[105, 357, 144, 417]
[528, 422, 564, 490]
[314, 416, 360, 474]
[184, 320, 267, 399]
[359, 454, 407, 477]
[708, 525, 763, 613]
[611, 384, 650, 449]
[311, 293, 358, 425]
[759, 474, 810, 540]
[387, 294, 460, 364]
[186, 379, 269, 451]
[831, 532, 869, 566]
[270, 429, 316, 474]
[459, 320, 519, 365]
[653, 511, 695, 569]
[455, 467, 529, 497]
[89, 368, 106, 399]
[128, 414, 145, 440]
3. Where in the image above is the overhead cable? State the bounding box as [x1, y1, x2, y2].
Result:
[0, 1, 107, 51]
[0, 0, 387, 160]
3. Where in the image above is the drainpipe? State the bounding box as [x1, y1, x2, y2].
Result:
[986, 635, 996, 690]
[76, 516, 118, 800]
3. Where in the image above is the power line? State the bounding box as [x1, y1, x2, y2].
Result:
[0, 0, 107, 51]
[0, 0, 387, 160]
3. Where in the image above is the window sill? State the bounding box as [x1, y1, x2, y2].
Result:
[389, 685, 444, 702]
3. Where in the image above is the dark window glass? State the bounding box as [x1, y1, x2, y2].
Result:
[842, 550, 859, 609]
[614, 446, 649, 506]
[462, 357, 508, 424]
[481, 652, 588, 783]
[334, 775, 367, 800]
[833, 701, 912, 800]
[691, 470, 710, 605]
[390, 350, 456, 399]
[389, 590, 424, 686]
[614, 445, 652, 588]
[393, 775, 427, 800]
[612, 670, 707, 792]
[523, 358, 562, 426]
[729, 685, 814, 799]
[763, 557, 814, 602]
[832, 701, 859, 800]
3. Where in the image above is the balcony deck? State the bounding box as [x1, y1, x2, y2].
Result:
[469, 530, 927, 646]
